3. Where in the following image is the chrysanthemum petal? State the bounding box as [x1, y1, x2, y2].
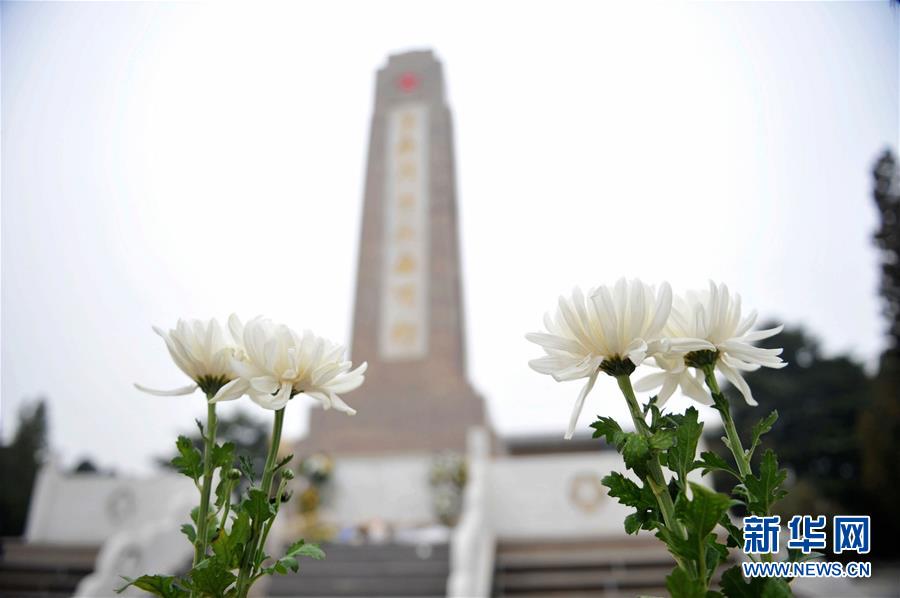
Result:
[565, 369, 599, 440]
[210, 378, 249, 403]
[134, 382, 198, 396]
[717, 361, 758, 406]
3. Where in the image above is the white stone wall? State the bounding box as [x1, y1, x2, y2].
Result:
[26, 461, 195, 545]
[320, 454, 435, 526]
[486, 452, 634, 539]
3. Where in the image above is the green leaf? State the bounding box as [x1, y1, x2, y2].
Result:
[601, 472, 643, 508]
[590, 416, 626, 449]
[172, 436, 203, 481]
[623, 513, 643, 535]
[211, 441, 236, 469]
[682, 483, 731, 539]
[622, 433, 651, 475]
[605, 471, 659, 535]
[211, 511, 251, 568]
[666, 566, 707, 598]
[787, 547, 825, 563]
[719, 512, 743, 549]
[289, 540, 326, 560]
[214, 476, 231, 509]
[189, 557, 236, 597]
[666, 408, 703, 484]
[116, 574, 188, 597]
[239, 455, 256, 483]
[749, 411, 778, 458]
[649, 429, 676, 451]
[696, 451, 741, 480]
[743, 450, 788, 516]
[704, 534, 730, 577]
[262, 539, 326, 576]
[243, 488, 275, 524]
[720, 565, 792, 598]
[644, 396, 664, 430]
[180, 523, 196, 544]
[274, 453, 294, 472]
[665, 484, 731, 566]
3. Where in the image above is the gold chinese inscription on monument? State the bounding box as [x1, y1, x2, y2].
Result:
[379, 102, 429, 360]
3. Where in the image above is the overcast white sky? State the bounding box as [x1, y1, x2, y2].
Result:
[2, 1, 898, 474]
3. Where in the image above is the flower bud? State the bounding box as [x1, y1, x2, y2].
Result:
[227, 468, 241, 481]
[282, 469, 295, 480]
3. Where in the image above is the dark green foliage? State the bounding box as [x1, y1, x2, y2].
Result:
[749, 411, 778, 459]
[210, 511, 251, 568]
[681, 483, 731, 540]
[211, 442, 236, 469]
[0, 400, 48, 536]
[714, 323, 883, 552]
[621, 434, 651, 476]
[242, 488, 275, 524]
[180, 523, 196, 543]
[860, 149, 900, 557]
[134, 427, 321, 597]
[261, 539, 326, 576]
[740, 450, 788, 516]
[716, 326, 865, 503]
[666, 566, 709, 598]
[594, 380, 798, 597]
[172, 436, 203, 482]
[596, 401, 735, 594]
[667, 408, 703, 486]
[590, 416, 626, 448]
[187, 558, 236, 597]
[116, 574, 188, 597]
[697, 451, 740, 481]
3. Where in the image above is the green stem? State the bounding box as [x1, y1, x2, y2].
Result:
[616, 376, 686, 542]
[702, 367, 751, 478]
[236, 407, 285, 598]
[194, 401, 218, 566]
[701, 367, 775, 563]
[260, 408, 286, 496]
[219, 478, 235, 529]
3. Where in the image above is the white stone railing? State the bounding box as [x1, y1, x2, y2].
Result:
[446, 426, 495, 598]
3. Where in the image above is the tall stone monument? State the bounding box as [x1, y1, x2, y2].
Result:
[301, 50, 489, 454]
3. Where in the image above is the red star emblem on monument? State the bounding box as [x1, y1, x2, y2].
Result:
[397, 71, 419, 92]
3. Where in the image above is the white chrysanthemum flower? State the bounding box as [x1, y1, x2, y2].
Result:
[526, 278, 712, 439]
[211, 315, 366, 413]
[633, 354, 711, 407]
[135, 317, 242, 397]
[637, 281, 786, 406]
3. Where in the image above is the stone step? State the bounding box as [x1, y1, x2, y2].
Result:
[0, 539, 98, 569]
[0, 539, 97, 597]
[267, 542, 449, 597]
[267, 573, 447, 597]
[493, 536, 734, 596]
[496, 547, 674, 570]
[0, 591, 75, 598]
[494, 566, 673, 593]
[492, 590, 668, 598]
[313, 543, 449, 561]
[0, 568, 89, 593]
[290, 559, 449, 577]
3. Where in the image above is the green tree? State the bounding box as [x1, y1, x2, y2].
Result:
[725, 326, 869, 517]
[0, 400, 49, 536]
[857, 149, 900, 557]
